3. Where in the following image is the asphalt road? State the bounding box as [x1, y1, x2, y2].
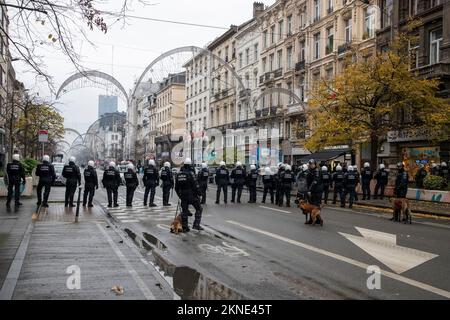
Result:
[88, 170, 450, 300]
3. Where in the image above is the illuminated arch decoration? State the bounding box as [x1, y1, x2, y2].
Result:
[56, 70, 129, 103]
[252, 87, 304, 114]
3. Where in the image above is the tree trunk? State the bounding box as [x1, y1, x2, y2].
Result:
[370, 133, 379, 169]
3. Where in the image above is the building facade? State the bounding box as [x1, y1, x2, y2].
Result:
[98, 95, 118, 118]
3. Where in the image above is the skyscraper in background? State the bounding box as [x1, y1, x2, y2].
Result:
[98, 95, 118, 118]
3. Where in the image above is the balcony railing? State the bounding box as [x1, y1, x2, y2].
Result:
[327, 7, 333, 14]
[239, 88, 251, 98]
[274, 68, 283, 78]
[415, 63, 450, 79]
[295, 60, 305, 71]
[338, 42, 352, 55]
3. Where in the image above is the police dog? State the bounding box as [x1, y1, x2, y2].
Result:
[170, 214, 183, 234]
[390, 198, 412, 224]
[295, 199, 324, 226]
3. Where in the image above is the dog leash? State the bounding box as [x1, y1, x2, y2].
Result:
[174, 200, 180, 219]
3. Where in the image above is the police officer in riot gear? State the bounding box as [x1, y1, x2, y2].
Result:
[374, 164, 389, 199]
[247, 164, 258, 203]
[439, 162, 449, 186]
[6, 154, 26, 207]
[296, 164, 309, 202]
[280, 165, 295, 207]
[332, 165, 345, 207]
[197, 163, 209, 204]
[160, 162, 174, 206]
[262, 167, 275, 204]
[230, 162, 246, 203]
[215, 161, 229, 204]
[143, 159, 159, 207]
[343, 166, 359, 208]
[62, 156, 81, 208]
[275, 163, 285, 206]
[35, 155, 56, 208]
[82, 160, 98, 208]
[102, 162, 121, 208]
[361, 162, 373, 200]
[307, 159, 323, 207]
[395, 162, 409, 198]
[124, 163, 139, 207]
[430, 162, 439, 175]
[415, 164, 427, 189]
[175, 158, 203, 232]
[321, 166, 331, 204]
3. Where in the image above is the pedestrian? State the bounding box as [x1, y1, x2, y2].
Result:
[343, 166, 359, 209]
[175, 158, 203, 232]
[160, 162, 174, 206]
[124, 163, 139, 207]
[215, 161, 229, 204]
[262, 167, 274, 204]
[280, 165, 295, 207]
[332, 165, 345, 207]
[395, 162, 409, 198]
[5, 154, 26, 207]
[321, 166, 331, 204]
[102, 161, 121, 208]
[296, 164, 309, 202]
[197, 163, 209, 204]
[230, 162, 246, 203]
[247, 164, 258, 203]
[374, 164, 389, 199]
[414, 164, 427, 189]
[439, 162, 449, 187]
[36, 155, 56, 208]
[275, 163, 285, 206]
[62, 156, 81, 208]
[143, 159, 159, 207]
[361, 162, 373, 200]
[306, 159, 323, 208]
[82, 160, 98, 208]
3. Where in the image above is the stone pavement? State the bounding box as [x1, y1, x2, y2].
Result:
[0, 187, 174, 300]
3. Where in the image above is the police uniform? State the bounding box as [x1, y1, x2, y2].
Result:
[83, 166, 98, 207]
[280, 169, 295, 207]
[296, 170, 309, 201]
[215, 166, 230, 204]
[307, 168, 323, 207]
[439, 166, 449, 187]
[197, 168, 209, 204]
[102, 167, 122, 207]
[332, 171, 345, 206]
[395, 168, 409, 198]
[275, 167, 285, 206]
[414, 167, 427, 189]
[361, 168, 373, 200]
[322, 171, 331, 204]
[36, 161, 56, 207]
[230, 166, 246, 203]
[143, 165, 159, 206]
[160, 166, 174, 206]
[262, 173, 275, 204]
[62, 162, 81, 207]
[124, 169, 139, 206]
[175, 165, 202, 231]
[6, 160, 25, 206]
[343, 171, 359, 208]
[246, 169, 259, 203]
[374, 169, 389, 199]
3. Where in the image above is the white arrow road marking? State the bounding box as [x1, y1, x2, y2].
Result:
[227, 220, 450, 299]
[339, 227, 438, 274]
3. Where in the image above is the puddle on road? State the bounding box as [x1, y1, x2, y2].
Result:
[143, 232, 167, 250]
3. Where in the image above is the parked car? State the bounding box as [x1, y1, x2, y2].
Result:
[52, 163, 66, 186]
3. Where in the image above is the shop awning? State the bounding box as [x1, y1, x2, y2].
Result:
[298, 149, 350, 162]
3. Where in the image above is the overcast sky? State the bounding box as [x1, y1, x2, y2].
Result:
[13, 0, 275, 138]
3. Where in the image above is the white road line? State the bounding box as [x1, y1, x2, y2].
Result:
[259, 206, 293, 214]
[226, 220, 450, 299]
[95, 223, 155, 299]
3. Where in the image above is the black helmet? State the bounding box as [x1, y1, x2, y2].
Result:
[308, 159, 316, 165]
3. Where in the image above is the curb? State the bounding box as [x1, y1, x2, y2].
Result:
[351, 201, 450, 218]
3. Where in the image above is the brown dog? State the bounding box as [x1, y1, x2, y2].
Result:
[297, 200, 324, 226]
[170, 214, 183, 234]
[390, 198, 412, 224]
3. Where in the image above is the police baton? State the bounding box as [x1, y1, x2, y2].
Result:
[75, 185, 83, 223]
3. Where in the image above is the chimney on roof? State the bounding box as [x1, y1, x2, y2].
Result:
[253, 2, 265, 18]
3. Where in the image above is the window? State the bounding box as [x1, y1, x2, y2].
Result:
[287, 47, 293, 69]
[314, 32, 321, 59]
[287, 15, 292, 35]
[269, 54, 274, 71]
[271, 25, 275, 44]
[204, 97, 207, 112]
[263, 31, 268, 48]
[430, 29, 443, 64]
[327, 0, 333, 13]
[410, 0, 418, 16]
[300, 40, 305, 61]
[278, 20, 283, 41]
[299, 77, 305, 101]
[246, 48, 250, 65]
[254, 70, 258, 88]
[254, 44, 259, 62]
[345, 19, 352, 43]
[287, 82, 293, 104]
[382, 0, 393, 28]
[314, 0, 320, 21]
[364, 6, 375, 38]
[262, 57, 267, 72]
[277, 50, 283, 69]
[239, 52, 243, 68]
[326, 27, 334, 54]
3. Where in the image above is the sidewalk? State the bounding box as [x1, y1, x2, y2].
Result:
[0, 188, 173, 300]
[352, 198, 450, 217]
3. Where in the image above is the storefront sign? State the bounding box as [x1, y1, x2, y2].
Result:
[387, 129, 430, 143]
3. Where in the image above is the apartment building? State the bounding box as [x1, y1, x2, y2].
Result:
[154, 72, 186, 165]
[183, 51, 211, 165]
[376, 0, 450, 170]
